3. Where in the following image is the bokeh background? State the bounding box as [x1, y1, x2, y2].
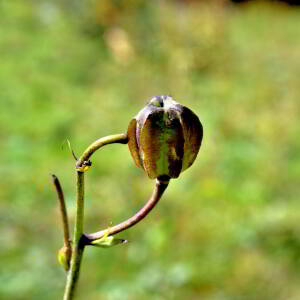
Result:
[1, 0, 300, 299]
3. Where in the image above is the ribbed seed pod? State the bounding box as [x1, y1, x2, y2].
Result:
[128, 96, 203, 180]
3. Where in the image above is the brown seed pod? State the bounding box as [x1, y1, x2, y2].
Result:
[128, 96, 203, 180]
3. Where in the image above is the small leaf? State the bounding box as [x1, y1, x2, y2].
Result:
[62, 139, 78, 161]
[91, 231, 128, 248]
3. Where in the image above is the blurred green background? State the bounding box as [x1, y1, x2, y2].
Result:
[1, 0, 300, 299]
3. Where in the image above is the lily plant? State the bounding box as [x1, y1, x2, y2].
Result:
[52, 96, 203, 300]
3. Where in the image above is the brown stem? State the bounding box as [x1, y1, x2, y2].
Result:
[52, 175, 71, 253]
[84, 179, 169, 244]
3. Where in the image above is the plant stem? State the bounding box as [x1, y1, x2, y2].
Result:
[62, 134, 128, 300]
[84, 179, 169, 244]
[52, 174, 72, 270]
[76, 133, 128, 169]
[52, 175, 71, 249]
[63, 171, 85, 300]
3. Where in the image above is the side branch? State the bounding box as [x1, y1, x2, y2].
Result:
[84, 179, 169, 244]
[52, 175, 71, 250]
[76, 133, 128, 169]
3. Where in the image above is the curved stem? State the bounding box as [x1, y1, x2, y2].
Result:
[76, 133, 128, 169]
[63, 171, 85, 300]
[84, 179, 169, 244]
[62, 134, 129, 300]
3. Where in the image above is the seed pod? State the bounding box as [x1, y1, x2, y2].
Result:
[128, 96, 203, 180]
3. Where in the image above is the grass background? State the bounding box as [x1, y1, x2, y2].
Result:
[1, 0, 300, 299]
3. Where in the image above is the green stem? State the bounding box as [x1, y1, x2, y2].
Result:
[76, 133, 128, 169]
[62, 134, 128, 300]
[63, 171, 85, 300]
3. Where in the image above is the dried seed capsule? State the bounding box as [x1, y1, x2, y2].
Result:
[128, 96, 203, 180]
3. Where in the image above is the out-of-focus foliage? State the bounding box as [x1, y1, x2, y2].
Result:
[1, 0, 300, 299]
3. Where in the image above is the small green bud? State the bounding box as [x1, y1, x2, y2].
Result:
[128, 96, 203, 180]
[58, 245, 71, 271]
[91, 231, 128, 248]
